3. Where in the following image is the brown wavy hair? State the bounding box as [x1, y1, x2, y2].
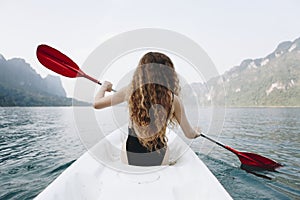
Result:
[128, 52, 180, 151]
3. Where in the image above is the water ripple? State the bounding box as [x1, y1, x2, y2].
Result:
[0, 107, 299, 199]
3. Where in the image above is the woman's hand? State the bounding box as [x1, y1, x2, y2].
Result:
[101, 81, 113, 92]
[193, 127, 202, 139]
[93, 84, 128, 110]
[93, 81, 113, 109]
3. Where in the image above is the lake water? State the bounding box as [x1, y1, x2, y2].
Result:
[0, 107, 299, 199]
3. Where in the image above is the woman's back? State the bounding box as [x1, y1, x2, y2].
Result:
[126, 89, 174, 166]
[126, 126, 167, 166]
[94, 52, 201, 166]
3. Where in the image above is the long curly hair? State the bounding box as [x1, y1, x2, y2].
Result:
[128, 52, 180, 151]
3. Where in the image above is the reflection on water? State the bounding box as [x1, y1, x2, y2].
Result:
[0, 107, 299, 199]
[0, 107, 85, 199]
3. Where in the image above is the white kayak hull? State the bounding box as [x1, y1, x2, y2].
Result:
[35, 127, 232, 200]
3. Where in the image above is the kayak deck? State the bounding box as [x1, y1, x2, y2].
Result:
[35, 127, 232, 200]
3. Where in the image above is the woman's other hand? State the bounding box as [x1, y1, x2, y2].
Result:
[193, 127, 202, 139]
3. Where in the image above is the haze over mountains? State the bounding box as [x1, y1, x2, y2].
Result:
[183, 37, 300, 107]
[1, 37, 299, 107]
[0, 55, 87, 106]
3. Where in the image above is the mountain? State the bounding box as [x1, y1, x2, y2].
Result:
[0, 55, 89, 106]
[188, 37, 300, 107]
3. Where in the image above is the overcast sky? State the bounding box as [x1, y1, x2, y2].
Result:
[1, 0, 300, 97]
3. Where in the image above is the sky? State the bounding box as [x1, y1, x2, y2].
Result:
[1, 0, 300, 97]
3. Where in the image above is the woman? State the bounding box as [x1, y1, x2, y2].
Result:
[93, 52, 200, 166]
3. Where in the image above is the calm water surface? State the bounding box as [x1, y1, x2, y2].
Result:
[0, 107, 299, 199]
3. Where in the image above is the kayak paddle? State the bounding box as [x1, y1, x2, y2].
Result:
[36, 44, 282, 171]
[36, 44, 116, 92]
[200, 133, 282, 171]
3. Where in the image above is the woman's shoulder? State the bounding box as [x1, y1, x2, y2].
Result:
[173, 94, 181, 106]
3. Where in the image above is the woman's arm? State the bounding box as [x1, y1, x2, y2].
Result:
[93, 81, 128, 109]
[173, 95, 201, 139]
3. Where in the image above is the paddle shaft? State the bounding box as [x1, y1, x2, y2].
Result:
[200, 133, 239, 155]
[200, 133, 226, 148]
[48, 55, 118, 92]
[199, 133, 282, 171]
[200, 133, 259, 165]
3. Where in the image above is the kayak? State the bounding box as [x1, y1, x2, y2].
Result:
[35, 126, 232, 200]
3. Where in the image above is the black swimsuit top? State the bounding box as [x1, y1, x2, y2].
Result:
[126, 93, 174, 166]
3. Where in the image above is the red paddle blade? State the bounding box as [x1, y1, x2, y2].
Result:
[237, 152, 282, 171]
[36, 44, 82, 78]
[225, 146, 282, 171]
